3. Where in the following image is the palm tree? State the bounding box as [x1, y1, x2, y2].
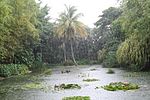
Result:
[56, 5, 87, 65]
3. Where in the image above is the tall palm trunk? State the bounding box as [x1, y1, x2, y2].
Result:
[63, 42, 67, 62]
[70, 39, 78, 66]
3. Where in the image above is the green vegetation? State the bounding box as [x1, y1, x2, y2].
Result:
[63, 60, 74, 66]
[54, 84, 81, 90]
[101, 82, 139, 91]
[116, 0, 150, 71]
[30, 61, 51, 74]
[107, 69, 115, 74]
[93, 0, 150, 71]
[77, 59, 98, 65]
[83, 79, 99, 82]
[1, 0, 150, 78]
[0, 74, 45, 94]
[0, 64, 29, 77]
[94, 7, 124, 68]
[43, 69, 52, 75]
[62, 96, 90, 100]
[22, 82, 44, 90]
[1, 1, 150, 99]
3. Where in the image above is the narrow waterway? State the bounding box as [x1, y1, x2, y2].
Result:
[0, 65, 150, 100]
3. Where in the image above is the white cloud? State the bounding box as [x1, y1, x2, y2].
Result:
[39, 0, 119, 28]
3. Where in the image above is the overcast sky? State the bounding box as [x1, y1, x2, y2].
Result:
[39, 0, 119, 28]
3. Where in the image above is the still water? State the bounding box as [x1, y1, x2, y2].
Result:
[0, 65, 150, 100]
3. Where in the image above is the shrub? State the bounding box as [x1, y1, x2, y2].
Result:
[63, 60, 74, 66]
[30, 61, 47, 73]
[77, 59, 99, 65]
[102, 51, 119, 68]
[14, 49, 34, 67]
[77, 59, 89, 65]
[0, 64, 29, 77]
[97, 49, 107, 63]
[30, 61, 52, 75]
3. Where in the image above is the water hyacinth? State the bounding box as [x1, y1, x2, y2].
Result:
[101, 82, 140, 91]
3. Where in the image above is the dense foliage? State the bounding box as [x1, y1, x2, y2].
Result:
[116, 0, 150, 70]
[94, 0, 150, 71]
[0, 0, 39, 64]
[1, 0, 150, 77]
[93, 7, 124, 67]
[0, 64, 29, 77]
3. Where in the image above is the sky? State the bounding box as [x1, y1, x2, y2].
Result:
[38, 0, 120, 28]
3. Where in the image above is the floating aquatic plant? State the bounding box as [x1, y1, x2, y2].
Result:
[54, 84, 81, 90]
[90, 68, 96, 71]
[62, 96, 90, 100]
[101, 82, 139, 91]
[107, 69, 115, 74]
[83, 79, 99, 82]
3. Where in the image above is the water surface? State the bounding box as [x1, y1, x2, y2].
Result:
[0, 65, 150, 100]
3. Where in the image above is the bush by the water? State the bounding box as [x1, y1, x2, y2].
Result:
[63, 60, 74, 66]
[30, 61, 50, 73]
[0, 64, 29, 77]
[77, 59, 98, 65]
[101, 82, 139, 91]
[97, 49, 107, 63]
[102, 52, 119, 68]
[62, 96, 90, 100]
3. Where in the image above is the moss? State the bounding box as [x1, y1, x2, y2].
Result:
[107, 69, 115, 74]
[83, 79, 99, 82]
[62, 96, 90, 100]
[54, 84, 81, 90]
[101, 82, 140, 91]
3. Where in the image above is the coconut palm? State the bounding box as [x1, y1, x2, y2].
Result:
[56, 5, 87, 65]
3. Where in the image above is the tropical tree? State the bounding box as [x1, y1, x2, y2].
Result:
[56, 5, 87, 65]
[0, 0, 39, 65]
[116, 0, 150, 70]
[93, 7, 124, 67]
